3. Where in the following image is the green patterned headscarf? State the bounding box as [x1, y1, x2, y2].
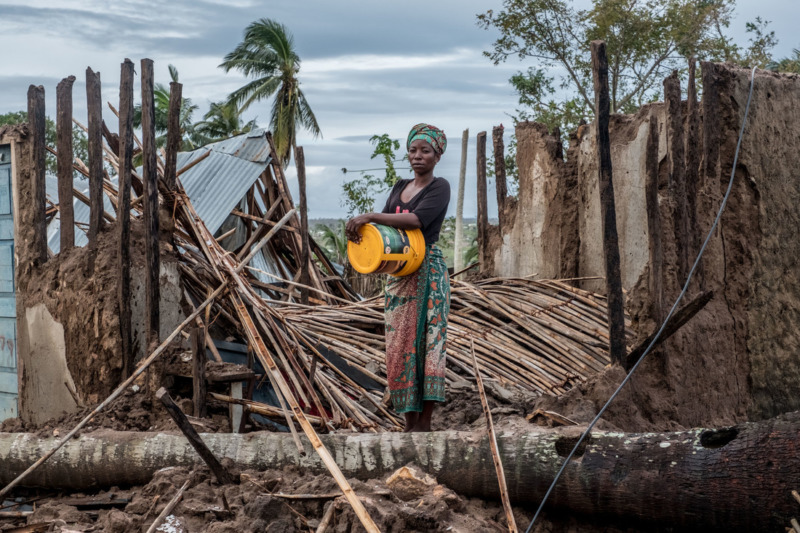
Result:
[407, 123, 447, 155]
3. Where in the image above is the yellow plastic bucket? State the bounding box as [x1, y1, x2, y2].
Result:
[347, 224, 425, 277]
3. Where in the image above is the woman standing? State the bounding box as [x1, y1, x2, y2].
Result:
[346, 124, 451, 432]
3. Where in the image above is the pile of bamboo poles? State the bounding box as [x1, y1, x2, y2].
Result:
[277, 277, 626, 401]
[52, 99, 628, 434]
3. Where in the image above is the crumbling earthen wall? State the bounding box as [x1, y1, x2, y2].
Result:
[496, 64, 800, 428]
[8, 121, 185, 424]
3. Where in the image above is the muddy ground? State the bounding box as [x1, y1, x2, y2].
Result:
[0, 370, 654, 533]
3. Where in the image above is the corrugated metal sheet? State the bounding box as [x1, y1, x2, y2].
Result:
[177, 148, 268, 235]
[202, 128, 272, 164]
[47, 178, 117, 255]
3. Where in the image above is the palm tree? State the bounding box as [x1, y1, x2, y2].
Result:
[194, 101, 258, 143]
[768, 48, 800, 74]
[317, 220, 348, 265]
[220, 18, 321, 166]
[134, 65, 200, 150]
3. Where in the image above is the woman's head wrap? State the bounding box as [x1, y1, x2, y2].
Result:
[407, 123, 447, 155]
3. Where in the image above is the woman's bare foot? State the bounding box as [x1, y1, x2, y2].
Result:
[403, 411, 419, 432]
[410, 401, 435, 432]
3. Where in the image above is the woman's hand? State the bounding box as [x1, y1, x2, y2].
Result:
[346, 213, 373, 244]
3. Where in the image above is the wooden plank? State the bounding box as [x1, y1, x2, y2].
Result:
[118, 58, 134, 379]
[157, 387, 234, 484]
[492, 125, 507, 229]
[56, 76, 76, 253]
[163, 81, 182, 191]
[27, 85, 47, 264]
[476, 131, 488, 273]
[140, 58, 160, 350]
[646, 114, 663, 323]
[590, 40, 626, 366]
[86, 67, 104, 245]
[192, 327, 207, 418]
[664, 70, 689, 280]
[295, 146, 310, 305]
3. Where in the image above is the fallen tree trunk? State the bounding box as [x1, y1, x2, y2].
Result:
[2, 412, 800, 531]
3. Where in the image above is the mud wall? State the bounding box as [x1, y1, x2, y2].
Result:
[10, 120, 185, 423]
[494, 64, 800, 428]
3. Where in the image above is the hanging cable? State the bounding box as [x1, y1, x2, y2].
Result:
[526, 66, 758, 532]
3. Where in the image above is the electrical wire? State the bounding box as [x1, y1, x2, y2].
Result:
[525, 66, 758, 532]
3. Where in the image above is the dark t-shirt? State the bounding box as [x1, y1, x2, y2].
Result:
[382, 177, 450, 245]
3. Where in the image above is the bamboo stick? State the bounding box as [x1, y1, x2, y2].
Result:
[471, 338, 518, 533]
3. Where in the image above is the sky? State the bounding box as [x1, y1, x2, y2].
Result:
[0, 0, 797, 219]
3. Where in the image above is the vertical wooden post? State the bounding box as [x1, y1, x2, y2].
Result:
[163, 81, 182, 192]
[118, 59, 134, 379]
[192, 326, 207, 418]
[141, 58, 160, 350]
[664, 70, 689, 281]
[492, 125, 507, 229]
[86, 67, 104, 246]
[646, 115, 663, 324]
[453, 128, 468, 274]
[295, 146, 310, 305]
[701, 62, 720, 189]
[476, 131, 488, 273]
[27, 85, 47, 264]
[699, 62, 720, 291]
[685, 58, 701, 254]
[590, 41, 626, 366]
[56, 76, 76, 253]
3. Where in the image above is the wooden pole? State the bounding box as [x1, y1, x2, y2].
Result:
[27, 85, 47, 264]
[295, 146, 310, 305]
[492, 125, 507, 229]
[685, 58, 701, 259]
[86, 67, 104, 245]
[590, 41, 626, 366]
[476, 131, 488, 273]
[192, 326, 207, 418]
[664, 70, 689, 281]
[56, 76, 76, 253]
[470, 339, 518, 533]
[163, 81, 182, 192]
[157, 388, 234, 485]
[645, 114, 663, 324]
[145, 479, 190, 533]
[625, 290, 713, 370]
[141, 58, 160, 351]
[118, 59, 134, 379]
[454, 128, 468, 275]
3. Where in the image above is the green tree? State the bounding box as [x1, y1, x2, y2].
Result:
[341, 134, 406, 216]
[133, 65, 201, 150]
[768, 48, 800, 74]
[0, 111, 88, 179]
[194, 101, 258, 142]
[317, 220, 348, 265]
[220, 18, 321, 167]
[478, 0, 776, 135]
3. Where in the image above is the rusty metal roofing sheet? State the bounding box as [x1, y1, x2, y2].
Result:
[202, 128, 271, 163]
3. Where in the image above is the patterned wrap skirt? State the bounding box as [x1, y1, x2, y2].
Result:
[384, 245, 450, 413]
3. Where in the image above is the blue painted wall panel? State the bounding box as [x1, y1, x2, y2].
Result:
[0, 144, 17, 420]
